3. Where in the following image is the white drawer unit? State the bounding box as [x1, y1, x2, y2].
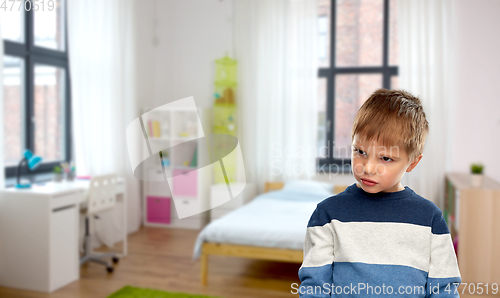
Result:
[0, 187, 83, 292]
[210, 183, 256, 222]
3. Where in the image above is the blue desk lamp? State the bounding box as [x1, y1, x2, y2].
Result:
[16, 150, 43, 189]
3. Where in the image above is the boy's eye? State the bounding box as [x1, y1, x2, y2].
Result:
[382, 156, 393, 162]
[353, 148, 366, 155]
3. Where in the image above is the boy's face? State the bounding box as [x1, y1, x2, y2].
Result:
[351, 134, 422, 193]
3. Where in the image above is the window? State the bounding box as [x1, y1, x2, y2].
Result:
[317, 0, 398, 173]
[2, 0, 71, 179]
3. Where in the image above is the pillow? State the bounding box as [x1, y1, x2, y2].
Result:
[282, 180, 334, 196]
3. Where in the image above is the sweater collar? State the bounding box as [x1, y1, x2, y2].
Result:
[346, 183, 414, 200]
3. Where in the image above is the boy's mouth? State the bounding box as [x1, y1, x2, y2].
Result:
[361, 178, 377, 186]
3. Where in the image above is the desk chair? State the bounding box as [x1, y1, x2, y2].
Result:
[80, 174, 120, 273]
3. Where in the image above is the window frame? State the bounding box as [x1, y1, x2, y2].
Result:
[317, 0, 397, 173]
[3, 2, 72, 179]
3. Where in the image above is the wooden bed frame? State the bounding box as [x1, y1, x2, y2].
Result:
[200, 181, 348, 285]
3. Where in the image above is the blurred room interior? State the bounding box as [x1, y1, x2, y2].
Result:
[0, 0, 499, 297]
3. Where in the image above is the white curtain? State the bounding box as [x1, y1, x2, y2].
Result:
[68, 0, 141, 247]
[399, 0, 455, 208]
[234, 0, 318, 193]
[0, 19, 3, 189]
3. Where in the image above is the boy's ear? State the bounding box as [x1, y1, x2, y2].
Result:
[406, 154, 423, 172]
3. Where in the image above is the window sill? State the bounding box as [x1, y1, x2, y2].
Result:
[4, 172, 54, 188]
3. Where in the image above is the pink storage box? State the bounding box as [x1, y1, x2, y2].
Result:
[147, 196, 171, 224]
[172, 169, 197, 197]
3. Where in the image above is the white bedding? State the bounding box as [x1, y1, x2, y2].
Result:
[193, 183, 333, 259]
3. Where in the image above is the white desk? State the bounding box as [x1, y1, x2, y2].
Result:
[37, 178, 128, 257]
[0, 178, 127, 293]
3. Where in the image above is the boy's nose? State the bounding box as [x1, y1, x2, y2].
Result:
[363, 160, 377, 175]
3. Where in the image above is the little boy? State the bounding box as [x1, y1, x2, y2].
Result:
[298, 89, 461, 297]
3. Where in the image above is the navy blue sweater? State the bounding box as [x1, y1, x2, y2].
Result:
[298, 183, 461, 297]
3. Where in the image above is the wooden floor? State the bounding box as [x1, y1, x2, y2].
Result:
[0, 227, 302, 298]
[0, 226, 497, 298]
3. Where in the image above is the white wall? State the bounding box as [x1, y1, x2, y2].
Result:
[452, 0, 500, 181]
[135, 0, 234, 110]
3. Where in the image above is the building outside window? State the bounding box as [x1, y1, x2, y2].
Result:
[1, 0, 70, 181]
[316, 0, 398, 173]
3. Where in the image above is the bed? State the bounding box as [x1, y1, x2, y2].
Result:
[193, 180, 348, 285]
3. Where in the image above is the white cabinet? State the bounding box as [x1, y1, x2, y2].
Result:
[141, 105, 212, 230]
[0, 188, 82, 292]
[50, 204, 79, 290]
[210, 183, 256, 221]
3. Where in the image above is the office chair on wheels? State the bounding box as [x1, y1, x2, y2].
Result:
[80, 174, 120, 273]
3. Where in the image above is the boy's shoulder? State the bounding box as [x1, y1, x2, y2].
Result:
[310, 184, 444, 229]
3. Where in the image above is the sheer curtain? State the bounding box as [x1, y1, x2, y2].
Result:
[68, 0, 141, 247]
[234, 0, 318, 193]
[0, 20, 3, 189]
[398, 0, 456, 208]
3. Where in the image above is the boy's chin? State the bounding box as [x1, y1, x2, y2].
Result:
[361, 186, 381, 193]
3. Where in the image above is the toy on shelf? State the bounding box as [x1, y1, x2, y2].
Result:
[214, 87, 235, 105]
[160, 150, 170, 167]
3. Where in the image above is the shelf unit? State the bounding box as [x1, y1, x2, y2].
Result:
[444, 172, 500, 283]
[141, 105, 212, 230]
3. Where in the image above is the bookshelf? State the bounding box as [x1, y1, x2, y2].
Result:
[141, 104, 212, 230]
[444, 172, 500, 283]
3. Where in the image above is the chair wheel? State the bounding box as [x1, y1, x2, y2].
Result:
[106, 266, 114, 273]
[112, 256, 119, 264]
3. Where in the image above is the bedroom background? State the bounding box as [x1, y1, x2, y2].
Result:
[136, 0, 500, 209]
[0, 0, 499, 297]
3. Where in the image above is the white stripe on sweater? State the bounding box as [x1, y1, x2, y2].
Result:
[302, 220, 460, 278]
[301, 223, 335, 268]
[428, 233, 461, 278]
[330, 220, 431, 272]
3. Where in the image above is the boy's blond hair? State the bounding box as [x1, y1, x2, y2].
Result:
[351, 89, 429, 161]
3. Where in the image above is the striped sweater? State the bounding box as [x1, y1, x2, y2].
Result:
[298, 183, 461, 297]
